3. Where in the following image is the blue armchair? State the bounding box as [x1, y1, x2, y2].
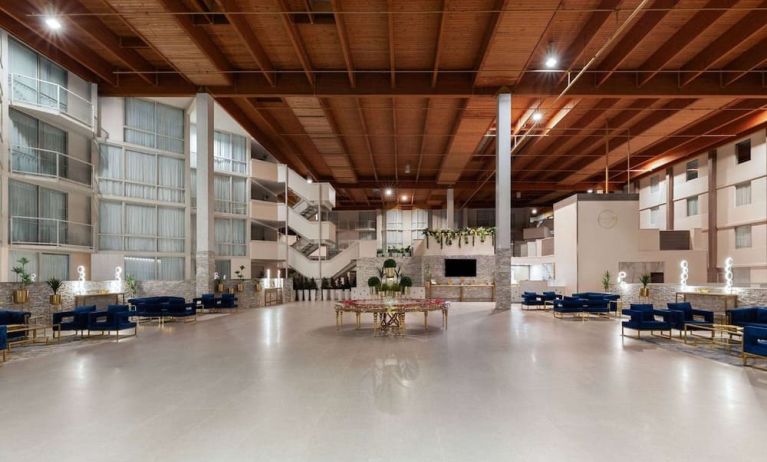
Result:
[195, 293, 218, 310]
[218, 293, 238, 310]
[583, 298, 611, 317]
[727, 307, 767, 328]
[0, 309, 32, 343]
[657, 302, 714, 333]
[87, 305, 137, 340]
[553, 297, 586, 319]
[621, 304, 672, 338]
[53, 305, 97, 338]
[162, 299, 197, 321]
[743, 326, 767, 368]
[542, 291, 561, 302]
[521, 292, 545, 310]
[0, 326, 7, 363]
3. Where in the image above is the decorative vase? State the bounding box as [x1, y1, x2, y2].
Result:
[50, 294, 62, 305]
[235, 283, 244, 292]
[215, 283, 224, 293]
[13, 289, 29, 304]
[639, 287, 650, 297]
[385, 267, 396, 278]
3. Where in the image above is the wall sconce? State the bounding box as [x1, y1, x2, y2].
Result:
[680, 260, 688, 288]
[77, 265, 86, 282]
[724, 257, 734, 293]
[115, 266, 123, 281]
[616, 271, 627, 290]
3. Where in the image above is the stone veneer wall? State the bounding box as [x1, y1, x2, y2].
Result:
[0, 279, 267, 318]
[615, 283, 767, 313]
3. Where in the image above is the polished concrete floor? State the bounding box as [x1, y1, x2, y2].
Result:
[1, 302, 766, 461]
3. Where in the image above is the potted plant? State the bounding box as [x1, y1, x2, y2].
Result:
[126, 274, 138, 298]
[601, 270, 611, 293]
[367, 276, 381, 296]
[383, 258, 397, 278]
[46, 277, 63, 305]
[234, 265, 246, 292]
[321, 277, 330, 301]
[293, 276, 302, 301]
[309, 278, 318, 301]
[400, 276, 412, 295]
[11, 257, 32, 304]
[214, 273, 224, 293]
[639, 274, 651, 297]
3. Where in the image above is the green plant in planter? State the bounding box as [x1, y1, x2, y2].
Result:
[383, 259, 397, 268]
[639, 274, 651, 287]
[125, 274, 138, 298]
[322, 277, 330, 290]
[601, 270, 611, 292]
[11, 257, 33, 290]
[399, 276, 412, 293]
[46, 277, 63, 294]
[367, 276, 381, 290]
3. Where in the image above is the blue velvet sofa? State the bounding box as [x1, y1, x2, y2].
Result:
[128, 296, 196, 322]
[726, 307, 767, 328]
[542, 291, 561, 302]
[553, 297, 587, 319]
[53, 305, 97, 338]
[194, 293, 238, 311]
[0, 325, 7, 363]
[621, 304, 672, 338]
[743, 326, 767, 368]
[87, 304, 137, 340]
[0, 309, 32, 343]
[656, 302, 714, 333]
[573, 292, 621, 314]
[521, 292, 545, 310]
[219, 293, 238, 310]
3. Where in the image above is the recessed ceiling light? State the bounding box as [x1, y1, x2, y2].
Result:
[306, 178, 313, 184]
[400, 194, 408, 202]
[544, 55, 558, 69]
[44, 16, 62, 31]
[587, 189, 593, 193]
[531, 208, 538, 214]
[532, 112, 543, 122]
[384, 188, 393, 196]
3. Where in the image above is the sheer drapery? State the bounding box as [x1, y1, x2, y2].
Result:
[215, 259, 231, 279]
[9, 251, 38, 281]
[125, 256, 156, 281]
[735, 182, 751, 207]
[124, 98, 184, 154]
[213, 130, 247, 174]
[39, 253, 69, 280]
[125, 204, 157, 251]
[215, 218, 246, 256]
[99, 201, 123, 250]
[124, 98, 155, 148]
[158, 207, 184, 252]
[125, 150, 157, 200]
[10, 109, 38, 174]
[9, 39, 38, 104]
[41, 123, 66, 177]
[735, 225, 752, 249]
[39, 188, 66, 244]
[214, 175, 231, 213]
[155, 103, 184, 154]
[9, 180, 38, 243]
[39, 58, 67, 111]
[98, 144, 124, 195]
[158, 257, 184, 280]
[158, 156, 184, 202]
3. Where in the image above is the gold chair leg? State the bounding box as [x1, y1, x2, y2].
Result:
[356, 312, 361, 329]
[424, 311, 428, 331]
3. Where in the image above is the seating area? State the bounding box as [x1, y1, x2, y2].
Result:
[550, 292, 619, 320]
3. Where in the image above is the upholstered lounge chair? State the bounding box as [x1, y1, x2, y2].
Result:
[53, 305, 97, 338]
[743, 326, 767, 369]
[727, 307, 767, 329]
[553, 297, 586, 319]
[656, 302, 714, 333]
[0, 309, 32, 343]
[0, 326, 7, 363]
[521, 292, 545, 310]
[621, 304, 672, 338]
[87, 305, 137, 340]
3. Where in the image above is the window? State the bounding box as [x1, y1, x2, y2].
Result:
[735, 225, 752, 249]
[686, 196, 699, 216]
[215, 218, 247, 256]
[9, 38, 68, 112]
[685, 159, 698, 182]
[214, 175, 247, 214]
[191, 127, 248, 174]
[411, 209, 428, 241]
[649, 206, 659, 226]
[385, 209, 403, 247]
[650, 175, 659, 193]
[736, 139, 751, 164]
[215, 260, 232, 279]
[9, 251, 69, 281]
[9, 180, 73, 246]
[10, 109, 73, 180]
[124, 256, 184, 281]
[98, 201, 185, 252]
[735, 182, 751, 207]
[98, 143, 184, 203]
[124, 98, 184, 154]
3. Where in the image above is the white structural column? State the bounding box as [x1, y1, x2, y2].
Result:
[494, 92, 512, 311]
[195, 93, 216, 296]
[446, 188, 454, 229]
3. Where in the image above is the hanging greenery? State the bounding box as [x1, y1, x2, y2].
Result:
[421, 227, 496, 249]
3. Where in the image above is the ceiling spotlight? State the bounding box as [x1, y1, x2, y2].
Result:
[544, 55, 558, 69]
[531, 208, 538, 215]
[400, 194, 408, 202]
[532, 112, 543, 122]
[306, 178, 313, 184]
[384, 188, 394, 197]
[44, 16, 62, 31]
[587, 189, 593, 193]
[404, 163, 411, 175]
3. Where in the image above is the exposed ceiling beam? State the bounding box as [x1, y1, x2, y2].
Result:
[63, 1, 155, 85]
[392, 97, 399, 182]
[101, 71, 767, 98]
[555, 0, 621, 86]
[721, 43, 767, 86]
[330, 0, 355, 87]
[472, 0, 510, 87]
[678, 1, 767, 87]
[342, 179, 597, 191]
[320, 97, 359, 183]
[415, 99, 431, 181]
[355, 98, 379, 182]
[0, 3, 117, 85]
[593, 0, 675, 86]
[636, 0, 731, 87]
[275, 0, 315, 87]
[158, 0, 234, 86]
[431, 0, 449, 88]
[216, 0, 276, 86]
[387, 0, 396, 88]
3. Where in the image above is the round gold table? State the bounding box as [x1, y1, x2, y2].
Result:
[335, 298, 449, 335]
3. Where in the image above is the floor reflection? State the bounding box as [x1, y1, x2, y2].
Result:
[370, 352, 419, 414]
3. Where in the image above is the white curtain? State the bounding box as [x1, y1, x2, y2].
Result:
[98, 144, 124, 196]
[158, 156, 184, 203]
[214, 175, 231, 213]
[214, 131, 231, 172]
[232, 219, 246, 256]
[39, 254, 69, 280]
[9, 181, 38, 243]
[125, 257, 156, 281]
[215, 259, 231, 279]
[735, 226, 752, 249]
[9, 109, 38, 174]
[215, 218, 231, 255]
[9, 39, 39, 105]
[39, 58, 67, 111]
[231, 134, 247, 173]
[735, 182, 751, 207]
[124, 98, 155, 148]
[159, 257, 184, 280]
[41, 122, 66, 177]
[9, 251, 38, 281]
[39, 188, 66, 245]
[125, 150, 157, 200]
[189, 124, 197, 168]
[686, 197, 698, 216]
[125, 204, 157, 251]
[155, 103, 184, 154]
[158, 207, 185, 252]
[99, 201, 123, 250]
[232, 177, 247, 214]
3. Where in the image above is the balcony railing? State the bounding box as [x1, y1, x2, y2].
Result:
[11, 146, 93, 186]
[10, 74, 93, 129]
[10, 216, 93, 249]
[214, 156, 248, 175]
[215, 199, 248, 215]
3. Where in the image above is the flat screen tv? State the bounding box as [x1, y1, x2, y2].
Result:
[444, 259, 477, 277]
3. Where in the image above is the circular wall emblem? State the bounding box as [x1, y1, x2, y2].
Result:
[597, 210, 618, 229]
